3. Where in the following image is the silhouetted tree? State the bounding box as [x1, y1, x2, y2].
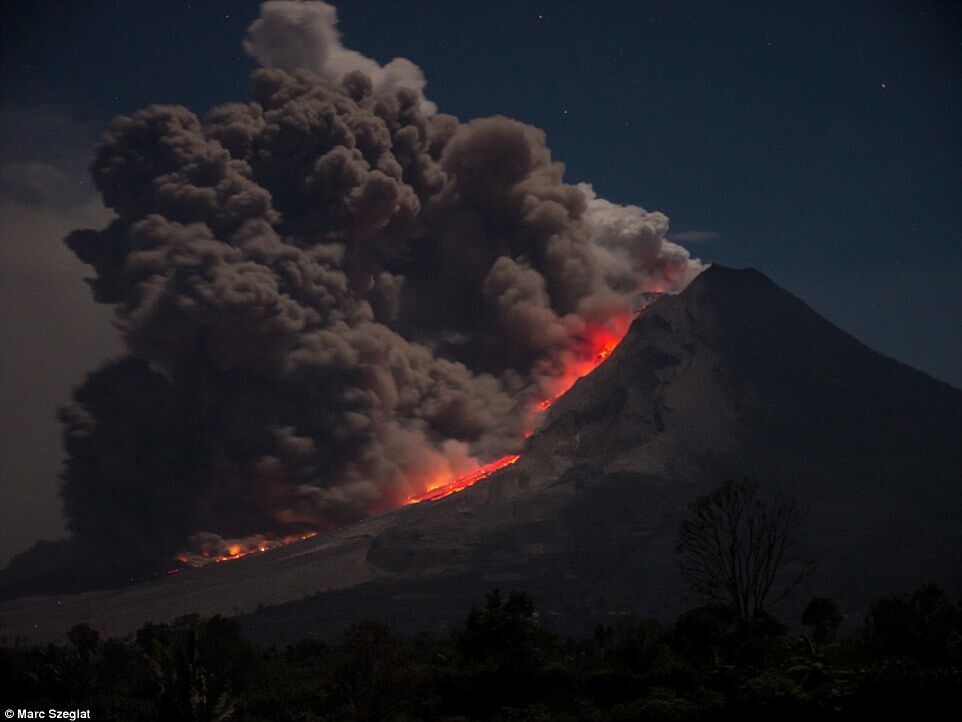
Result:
[863, 584, 961, 662]
[456, 589, 548, 669]
[3, 583, 960, 720]
[677, 479, 811, 618]
[155, 628, 236, 722]
[801, 597, 842, 644]
[336, 620, 425, 721]
[67, 623, 100, 664]
[673, 603, 785, 668]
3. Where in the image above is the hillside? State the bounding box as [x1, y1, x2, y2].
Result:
[3, 265, 959, 645]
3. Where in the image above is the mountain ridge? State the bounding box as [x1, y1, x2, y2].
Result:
[2, 265, 959, 645]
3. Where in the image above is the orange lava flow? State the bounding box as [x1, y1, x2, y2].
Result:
[406, 311, 635, 505]
[168, 531, 319, 573]
[534, 313, 633, 412]
[169, 309, 638, 568]
[404, 454, 521, 505]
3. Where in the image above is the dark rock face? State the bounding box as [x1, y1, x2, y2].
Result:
[535, 266, 962, 611]
[4, 266, 960, 645]
[239, 266, 962, 644]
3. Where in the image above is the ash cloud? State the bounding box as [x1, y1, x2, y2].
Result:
[1, 1, 702, 594]
[244, 0, 436, 114]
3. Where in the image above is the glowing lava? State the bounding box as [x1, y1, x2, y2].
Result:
[406, 311, 635, 504]
[532, 312, 633, 413]
[171, 308, 638, 568]
[169, 531, 319, 572]
[405, 454, 521, 505]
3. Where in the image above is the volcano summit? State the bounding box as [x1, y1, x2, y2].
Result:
[3, 265, 959, 645]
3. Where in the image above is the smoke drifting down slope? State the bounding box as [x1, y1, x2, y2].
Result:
[3, 1, 701, 592]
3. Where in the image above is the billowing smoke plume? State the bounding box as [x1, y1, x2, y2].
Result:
[244, 0, 436, 113]
[2, 1, 701, 593]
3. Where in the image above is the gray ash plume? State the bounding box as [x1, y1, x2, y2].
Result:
[1, 1, 700, 595]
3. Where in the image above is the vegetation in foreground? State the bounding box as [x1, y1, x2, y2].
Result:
[1, 582, 960, 721]
[3, 481, 959, 719]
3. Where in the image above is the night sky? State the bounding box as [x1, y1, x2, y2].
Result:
[1, 0, 960, 562]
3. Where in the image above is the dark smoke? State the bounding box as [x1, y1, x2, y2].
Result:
[2, 1, 700, 595]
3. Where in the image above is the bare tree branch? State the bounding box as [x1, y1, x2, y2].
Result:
[676, 479, 812, 619]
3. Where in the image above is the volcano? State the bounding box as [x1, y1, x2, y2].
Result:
[2, 265, 960, 644]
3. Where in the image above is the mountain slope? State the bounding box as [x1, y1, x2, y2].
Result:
[3, 265, 960, 644]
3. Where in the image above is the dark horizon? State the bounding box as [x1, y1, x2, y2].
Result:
[0, 1, 959, 582]
[1, 7, 960, 718]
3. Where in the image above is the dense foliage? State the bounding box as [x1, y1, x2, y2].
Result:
[2, 585, 959, 720]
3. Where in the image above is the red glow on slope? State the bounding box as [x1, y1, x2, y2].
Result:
[168, 531, 319, 573]
[404, 454, 521, 504]
[406, 311, 635, 504]
[170, 308, 638, 567]
[533, 312, 633, 412]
